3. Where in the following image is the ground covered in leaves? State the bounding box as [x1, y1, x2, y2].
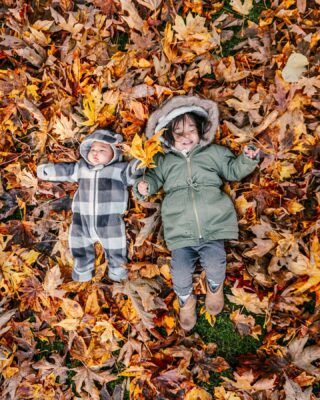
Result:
[0, 0, 320, 399]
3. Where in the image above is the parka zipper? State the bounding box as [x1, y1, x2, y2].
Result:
[186, 156, 202, 239]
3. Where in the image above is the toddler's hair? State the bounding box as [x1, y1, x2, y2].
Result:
[163, 112, 211, 146]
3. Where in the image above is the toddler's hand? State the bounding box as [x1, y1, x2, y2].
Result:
[137, 181, 149, 196]
[244, 144, 260, 159]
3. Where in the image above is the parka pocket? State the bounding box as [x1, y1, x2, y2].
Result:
[161, 191, 190, 241]
[199, 189, 237, 234]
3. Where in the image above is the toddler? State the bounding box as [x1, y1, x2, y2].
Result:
[134, 96, 259, 330]
[37, 129, 141, 282]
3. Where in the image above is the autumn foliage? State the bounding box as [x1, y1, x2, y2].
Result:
[0, 0, 319, 399]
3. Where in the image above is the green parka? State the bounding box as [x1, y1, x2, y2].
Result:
[133, 96, 259, 250]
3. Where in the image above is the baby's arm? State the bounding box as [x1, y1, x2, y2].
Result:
[37, 162, 79, 183]
[218, 144, 260, 181]
[132, 156, 165, 200]
[121, 159, 143, 186]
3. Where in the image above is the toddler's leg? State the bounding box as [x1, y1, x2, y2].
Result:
[198, 240, 226, 315]
[171, 246, 199, 331]
[198, 239, 226, 288]
[69, 222, 95, 282]
[171, 246, 199, 302]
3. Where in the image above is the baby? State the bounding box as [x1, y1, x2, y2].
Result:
[134, 96, 260, 331]
[37, 129, 141, 282]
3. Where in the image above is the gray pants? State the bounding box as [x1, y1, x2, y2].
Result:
[170, 240, 226, 297]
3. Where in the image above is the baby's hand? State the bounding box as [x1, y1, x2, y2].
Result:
[244, 144, 260, 159]
[137, 181, 149, 196]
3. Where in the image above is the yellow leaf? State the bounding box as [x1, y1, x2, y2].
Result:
[2, 367, 19, 379]
[85, 290, 101, 315]
[54, 318, 80, 331]
[163, 315, 176, 334]
[119, 366, 144, 377]
[279, 162, 297, 180]
[128, 131, 164, 169]
[80, 87, 115, 127]
[61, 298, 84, 318]
[214, 386, 244, 400]
[226, 287, 269, 314]
[284, 200, 304, 214]
[185, 387, 212, 400]
[199, 305, 216, 326]
[160, 263, 171, 280]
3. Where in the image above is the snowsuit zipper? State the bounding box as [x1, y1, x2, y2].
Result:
[93, 170, 98, 234]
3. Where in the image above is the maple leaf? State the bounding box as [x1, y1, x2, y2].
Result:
[284, 375, 312, 400]
[72, 365, 116, 400]
[52, 113, 79, 141]
[223, 370, 276, 392]
[215, 57, 250, 82]
[192, 348, 230, 382]
[128, 131, 164, 169]
[120, 0, 145, 31]
[33, 355, 69, 384]
[43, 265, 65, 298]
[184, 387, 212, 400]
[226, 287, 269, 314]
[61, 297, 84, 318]
[230, 0, 253, 15]
[283, 235, 320, 294]
[92, 319, 124, 350]
[230, 309, 262, 340]
[80, 87, 116, 127]
[287, 335, 320, 377]
[113, 278, 167, 329]
[173, 13, 219, 56]
[118, 337, 142, 367]
[134, 203, 161, 247]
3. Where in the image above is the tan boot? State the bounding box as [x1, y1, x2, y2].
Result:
[179, 295, 197, 331]
[205, 282, 224, 316]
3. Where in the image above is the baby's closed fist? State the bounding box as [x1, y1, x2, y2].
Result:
[137, 181, 149, 195]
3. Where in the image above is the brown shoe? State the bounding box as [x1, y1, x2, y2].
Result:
[205, 282, 224, 316]
[179, 295, 197, 331]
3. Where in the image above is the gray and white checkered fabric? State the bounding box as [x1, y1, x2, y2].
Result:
[37, 130, 141, 282]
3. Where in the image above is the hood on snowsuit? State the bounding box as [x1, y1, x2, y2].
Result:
[80, 129, 123, 166]
[145, 96, 219, 149]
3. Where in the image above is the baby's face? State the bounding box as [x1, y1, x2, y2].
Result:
[87, 141, 114, 165]
[173, 115, 200, 152]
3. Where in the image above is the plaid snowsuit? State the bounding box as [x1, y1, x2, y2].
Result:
[37, 130, 141, 282]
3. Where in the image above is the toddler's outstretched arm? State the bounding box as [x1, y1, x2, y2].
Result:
[133, 155, 165, 200]
[219, 144, 260, 181]
[37, 162, 79, 183]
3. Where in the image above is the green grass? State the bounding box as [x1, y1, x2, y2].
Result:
[194, 309, 263, 365]
[194, 306, 263, 391]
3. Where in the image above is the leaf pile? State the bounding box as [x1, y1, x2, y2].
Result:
[0, 1, 319, 399]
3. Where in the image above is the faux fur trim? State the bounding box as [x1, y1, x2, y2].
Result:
[146, 96, 219, 146]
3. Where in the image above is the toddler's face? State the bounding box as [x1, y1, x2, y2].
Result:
[172, 115, 200, 152]
[87, 141, 114, 165]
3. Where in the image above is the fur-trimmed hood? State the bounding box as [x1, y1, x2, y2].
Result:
[80, 129, 123, 166]
[145, 96, 219, 147]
